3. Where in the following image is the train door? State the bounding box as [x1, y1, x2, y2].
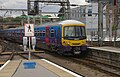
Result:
[50, 27, 55, 44]
[50, 26, 58, 51]
[57, 26, 61, 45]
[45, 26, 49, 44]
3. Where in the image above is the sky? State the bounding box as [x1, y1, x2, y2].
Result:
[0, 0, 88, 17]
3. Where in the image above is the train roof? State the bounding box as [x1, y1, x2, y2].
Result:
[37, 20, 85, 27]
[59, 20, 85, 25]
[4, 20, 85, 30]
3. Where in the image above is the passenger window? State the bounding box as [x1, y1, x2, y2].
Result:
[39, 30, 42, 36]
[50, 29, 55, 37]
[37, 31, 39, 36]
[42, 30, 46, 37]
[35, 31, 37, 36]
[22, 33, 24, 36]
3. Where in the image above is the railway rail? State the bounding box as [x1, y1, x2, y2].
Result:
[85, 55, 120, 76]
[42, 51, 120, 77]
[0, 39, 119, 77]
[70, 57, 120, 77]
[0, 40, 44, 66]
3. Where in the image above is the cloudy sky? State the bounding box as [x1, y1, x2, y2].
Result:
[0, 0, 88, 17]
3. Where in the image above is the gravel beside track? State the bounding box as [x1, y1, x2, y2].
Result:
[0, 39, 118, 77]
[33, 52, 115, 77]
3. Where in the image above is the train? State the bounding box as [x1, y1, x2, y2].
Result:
[0, 20, 87, 55]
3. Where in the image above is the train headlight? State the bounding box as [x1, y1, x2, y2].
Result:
[62, 41, 70, 46]
[67, 41, 71, 45]
[68, 42, 70, 45]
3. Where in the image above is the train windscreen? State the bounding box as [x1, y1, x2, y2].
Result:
[64, 26, 86, 40]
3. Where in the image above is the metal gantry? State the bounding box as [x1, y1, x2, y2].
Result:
[0, 0, 70, 20]
[28, 0, 70, 19]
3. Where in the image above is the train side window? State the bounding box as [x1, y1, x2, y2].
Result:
[22, 30, 24, 36]
[42, 30, 45, 37]
[35, 30, 39, 36]
[35, 31, 37, 36]
[50, 29, 55, 38]
[22, 33, 24, 36]
[39, 30, 42, 36]
[37, 31, 39, 36]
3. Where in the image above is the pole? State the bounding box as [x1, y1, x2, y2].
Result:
[66, 0, 70, 19]
[113, 1, 118, 47]
[28, 37, 31, 60]
[40, 10, 42, 25]
[21, 11, 24, 27]
[98, 0, 103, 46]
[27, 15, 31, 60]
[27, 0, 31, 60]
[63, 5, 66, 20]
[33, 16, 35, 25]
[110, 15, 112, 41]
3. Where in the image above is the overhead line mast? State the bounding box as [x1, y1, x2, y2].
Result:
[27, 0, 71, 20]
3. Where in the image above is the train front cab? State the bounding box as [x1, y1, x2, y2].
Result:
[61, 24, 87, 55]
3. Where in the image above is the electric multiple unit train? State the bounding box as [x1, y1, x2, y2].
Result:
[0, 20, 87, 55]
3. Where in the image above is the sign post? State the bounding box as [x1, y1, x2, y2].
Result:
[24, 24, 34, 60]
[24, 24, 34, 37]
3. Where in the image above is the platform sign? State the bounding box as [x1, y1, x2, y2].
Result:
[24, 24, 34, 36]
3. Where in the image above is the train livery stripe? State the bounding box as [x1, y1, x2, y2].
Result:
[41, 59, 83, 77]
[0, 60, 10, 71]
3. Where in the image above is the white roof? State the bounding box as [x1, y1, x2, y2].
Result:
[59, 20, 85, 25]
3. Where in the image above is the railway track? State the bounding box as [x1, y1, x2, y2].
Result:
[0, 39, 119, 77]
[0, 40, 44, 66]
[70, 57, 120, 77]
[41, 51, 120, 77]
[85, 55, 120, 76]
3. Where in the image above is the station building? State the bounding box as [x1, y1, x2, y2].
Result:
[70, 3, 106, 41]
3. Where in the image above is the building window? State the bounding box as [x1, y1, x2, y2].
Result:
[88, 9, 92, 16]
[83, 9, 86, 17]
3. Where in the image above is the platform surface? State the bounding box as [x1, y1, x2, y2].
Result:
[13, 60, 59, 77]
[0, 60, 21, 77]
[0, 59, 82, 77]
[0, 50, 44, 55]
[89, 46, 120, 53]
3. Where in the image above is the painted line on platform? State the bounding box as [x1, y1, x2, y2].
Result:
[0, 60, 10, 71]
[41, 59, 83, 77]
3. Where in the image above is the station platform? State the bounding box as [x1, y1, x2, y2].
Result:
[88, 46, 120, 68]
[0, 50, 44, 55]
[88, 46, 120, 53]
[0, 59, 82, 77]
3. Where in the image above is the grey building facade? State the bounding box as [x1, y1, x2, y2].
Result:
[70, 3, 107, 40]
